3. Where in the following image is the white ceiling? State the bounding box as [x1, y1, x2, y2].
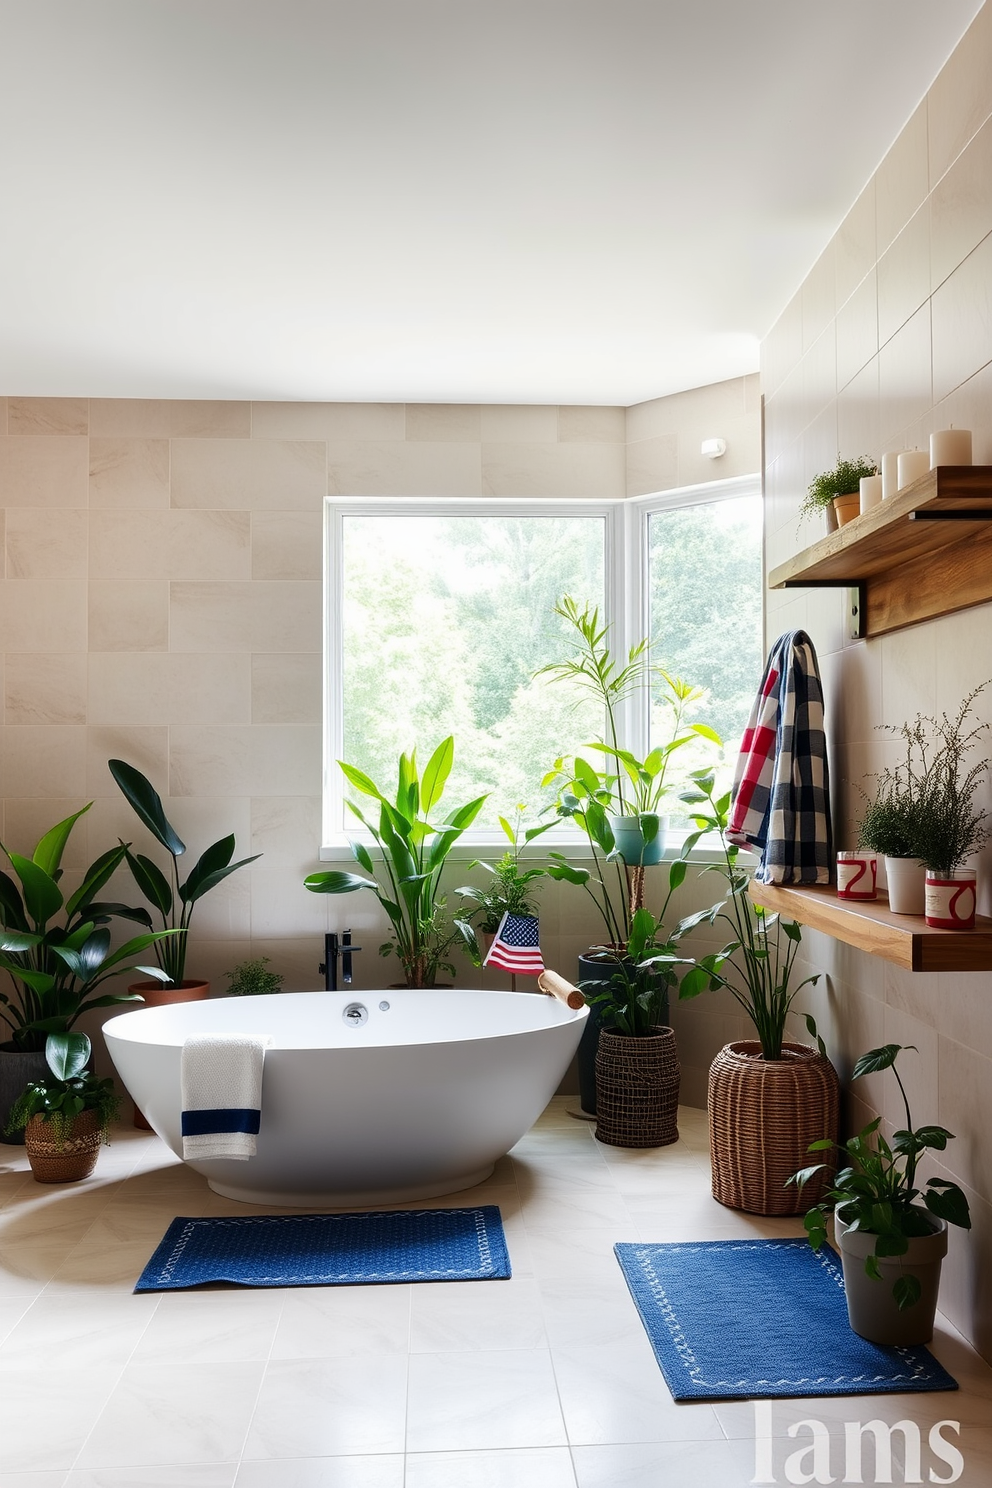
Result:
[0, 1, 983, 406]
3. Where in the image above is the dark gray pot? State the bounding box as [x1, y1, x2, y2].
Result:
[0, 1045, 49, 1146]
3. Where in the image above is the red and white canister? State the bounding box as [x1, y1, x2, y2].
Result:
[837, 851, 878, 901]
[924, 869, 977, 930]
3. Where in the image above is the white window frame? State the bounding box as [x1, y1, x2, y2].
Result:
[321, 474, 760, 858]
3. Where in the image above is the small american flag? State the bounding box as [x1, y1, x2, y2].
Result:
[483, 912, 545, 976]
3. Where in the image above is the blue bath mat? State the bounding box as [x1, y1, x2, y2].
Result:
[615, 1239, 958, 1400]
[135, 1206, 511, 1292]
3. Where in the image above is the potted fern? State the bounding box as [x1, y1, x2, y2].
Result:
[801, 455, 878, 530]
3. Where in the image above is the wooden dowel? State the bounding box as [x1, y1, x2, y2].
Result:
[537, 970, 585, 1010]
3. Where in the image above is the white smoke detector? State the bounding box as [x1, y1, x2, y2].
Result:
[701, 438, 727, 459]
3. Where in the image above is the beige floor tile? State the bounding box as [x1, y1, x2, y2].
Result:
[131, 1290, 283, 1364]
[572, 1438, 758, 1487]
[0, 1365, 122, 1472]
[410, 1276, 546, 1352]
[74, 1361, 264, 1468]
[406, 1348, 567, 1452]
[235, 1458, 403, 1487]
[0, 1292, 158, 1368]
[269, 1284, 411, 1360]
[243, 1356, 408, 1458]
[65, 1468, 237, 1488]
[551, 1337, 725, 1446]
[405, 1446, 578, 1488]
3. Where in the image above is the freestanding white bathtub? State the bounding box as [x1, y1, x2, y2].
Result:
[104, 989, 587, 1206]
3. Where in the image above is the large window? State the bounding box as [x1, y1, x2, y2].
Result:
[323, 478, 762, 850]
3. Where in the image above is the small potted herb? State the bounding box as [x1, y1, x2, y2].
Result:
[455, 808, 552, 964]
[5, 1032, 121, 1183]
[224, 956, 284, 997]
[801, 455, 878, 529]
[791, 1043, 971, 1346]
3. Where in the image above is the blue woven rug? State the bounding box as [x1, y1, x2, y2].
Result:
[615, 1238, 958, 1401]
[135, 1206, 511, 1293]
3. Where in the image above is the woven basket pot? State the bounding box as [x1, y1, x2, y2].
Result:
[708, 1040, 839, 1215]
[595, 1026, 680, 1148]
[24, 1109, 104, 1184]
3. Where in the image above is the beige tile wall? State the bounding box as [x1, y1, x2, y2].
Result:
[0, 379, 758, 1104]
[762, 0, 992, 1359]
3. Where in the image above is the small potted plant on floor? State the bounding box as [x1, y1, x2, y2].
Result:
[801, 455, 879, 531]
[5, 1032, 121, 1183]
[677, 767, 838, 1216]
[304, 737, 488, 987]
[791, 1043, 971, 1346]
[109, 759, 261, 1003]
[223, 956, 284, 996]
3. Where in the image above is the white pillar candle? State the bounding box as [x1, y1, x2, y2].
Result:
[859, 474, 883, 514]
[897, 449, 930, 489]
[881, 451, 903, 499]
[930, 428, 973, 467]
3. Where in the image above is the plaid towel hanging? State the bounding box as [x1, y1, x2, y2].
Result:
[727, 629, 832, 885]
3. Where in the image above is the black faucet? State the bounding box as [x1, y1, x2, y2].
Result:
[319, 930, 362, 990]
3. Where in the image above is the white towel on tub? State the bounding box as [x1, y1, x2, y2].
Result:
[180, 1034, 271, 1161]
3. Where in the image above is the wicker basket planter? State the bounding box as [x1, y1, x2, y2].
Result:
[595, 1026, 680, 1148]
[708, 1040, 839, 1215]
[24, 1109, 104, 1184]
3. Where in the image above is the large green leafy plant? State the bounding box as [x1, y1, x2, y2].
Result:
[304, 737, 487, 987]
[109, 760, 261, 989]
[0, 805, 176, 1053]
[792, 1044, 971, 1311]
[5, 1032, 120, 1146]
[676, 769, 819, 1061]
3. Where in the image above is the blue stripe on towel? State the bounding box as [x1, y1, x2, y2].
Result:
[181, 1108, 261, 1136]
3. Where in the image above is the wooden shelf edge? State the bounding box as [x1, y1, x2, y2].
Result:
[768, 466, 992, 592]
[747, 880, 992, 973]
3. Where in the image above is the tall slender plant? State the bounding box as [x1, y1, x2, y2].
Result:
[109, 760, 261, 989]
[305, 737, 488, 987]
[677, 769, 820, 1061]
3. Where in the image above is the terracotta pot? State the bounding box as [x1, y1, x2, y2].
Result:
[832, 491, 861, 526]
[834, 1207, 947, 1346]
[24, 1109, 103, 1183]
[708, 1040, 840, 1215]
[129, 980, 210, 1127]
[595, 1026, 680, 1148]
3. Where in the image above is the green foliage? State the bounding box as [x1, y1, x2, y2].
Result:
[455, 808, 554, 964]
[109, 761, 261, 988]
[790, 1044, 971, 1311]
[304, 738, 488, 987]
[579, 878, 694, 1037]
[4, 1032, 121, 1146]
[0, 804, 179, 1053]
[857, 684, 990, 874]
[801, 455, 878, 521]
[676, 770, 820, 1061]
[223, 956, 284, 997]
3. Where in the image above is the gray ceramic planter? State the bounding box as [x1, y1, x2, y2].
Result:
[835, 1207, 948, 1346]
[0, 1046, 50, 1146]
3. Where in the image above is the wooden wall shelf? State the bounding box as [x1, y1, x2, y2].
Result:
[768, 466, 992, 639]
[748, 881, 992, 973]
